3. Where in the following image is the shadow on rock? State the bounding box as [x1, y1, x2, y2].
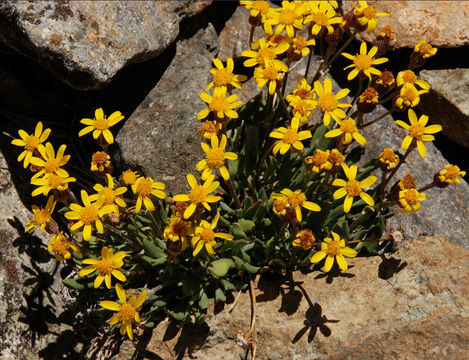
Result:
[314, 264, 356, 284]
[378, 255, 407, 280]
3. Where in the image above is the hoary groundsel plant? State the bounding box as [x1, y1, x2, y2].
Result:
[10, 0, 466, 357]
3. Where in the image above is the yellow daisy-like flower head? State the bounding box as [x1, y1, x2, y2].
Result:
[271, 188, 321, 223]
[206, 57, 247, 91]
[264, 1, 306, 38]
[11, 121, 51, 168]
[395, 109, 442, 158]
[332, 163, 377, 213]
[437, 164, 466, 186]
[290, 36, 316, 58]
[304, 1, 342, 35]
[48, 231, 80, 261]
[131, 176, 166, 213]
[310, 231, 358, 272]
[394, 83, 428, 110]
[91, 151, 112, 174]
[342, 42, 388, 81]
[197, 86, 243, 121]
[120, 169, 140, 186]
[286, 78, 315, 103]
[292, 229, 315, 250]
[78, 108, 124, 145]
[164, 215, 193, 251]
[325, 118, 366, 146]
[199, 120, 222, 140]
[100, 284, 147, 340]
[79, 246, 127, 289]
[414, 40, 437, 59]
[314, 78, 351, 126]
[269, 117, 312, 156]
[242, 37, 290, 68]
[253, 59, 289, 95]
[30, 142, 70, 180]
[305, 149, 332, 173]
[240, 0, 270, 22]
[173, 174, 221, 219]
[289, 96, 317, 124]
[191, 212, 233, 257]
[64, 190, 116, 241]
[399, 188, 426, 213]
[196, 134, 238, 181]
[327, 149, 345, 169]
[353, 1, 389, 32]
[396, 70, 430, 91]
[397, 173, 417, 191]
[25, 195, 56, 233]
[31, 172, 76, 197]
[379, 147, 399, 171]
[93, 174, 127, 214]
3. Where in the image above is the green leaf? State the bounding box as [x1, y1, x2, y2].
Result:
[215, 288, 226, 302]
[232, 225, 248, 240]
[141, 255, 167, 266]
[237, 219, 256, 234]
[182, 277, 201, 297]
[142, 238, 165, 259]
[232, 256, 260, 273]
[199, 292, 209, 309]
[62, 278, 88, 290]
[209, 258, 235, 277]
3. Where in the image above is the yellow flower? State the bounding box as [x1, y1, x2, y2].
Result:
[242, 37, 290, 68]
[286, 78, 315, 103]
[304, 1, 342, 35]
[289, 96, 317, 124]
[91, 151, 112, 173]
[199, 120, 222, 140]
[325, 118, 366, 146]
[414, 40, 437, 59]
[394, 83, 428, 110]
[310, 231, 357, 272]
[173, 174, 221, 219]
[342, 42, 388, 80]
[437, 165, 466, 185]
[191, 212, 233, 256]
[332, 163, 377, 213]
[254, 60, 289, 95]
[197, 86, 243, 120]
[25, 195, 56, 233]
[399, 188, 426, 213]
[305, 149, 332, 173]
[353, 1, 389, 32]
[196, 134, 238, 181]
[264, 1, 306, 38]
[120, 169, 140, 186]
[314, 78, 351, 126]
[327, 149, 345, 168]
[79, 246, 127, 289]
[292, 229, 315, 250]
[206, 57, 247, 91]
[240, 0, 270, 22]
[269, 117, 312, 155]
[78, 108, 124, 144]
[378, 148, 399, 170]
[93, 174, 127, 214]
[64, 190, 116, 241]
[100, 284, 147, 340]
[396, 70, 430, 90]
[164, 215, 193, 251]
[131, 176, 166, 213]
[291, 36, 316, 57]
[31, 173, 76, 197]
[48, 231, 80, 261]
[11, 121, 51, 168]
[395, 109, 442, 158]
[30, 142, 70, 180]
[271, 188, 321, 222]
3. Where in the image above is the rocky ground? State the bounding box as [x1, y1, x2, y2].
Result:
[1, 1, 468, 359]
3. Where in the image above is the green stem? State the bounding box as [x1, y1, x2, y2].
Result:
[225, 177, 242, 209]
[147, 210, 164, 239]
[255, 143, 275, 185]
[276, 89, 292, 122]
[381, 143, 415, 191]
[346, 77, 364, 116]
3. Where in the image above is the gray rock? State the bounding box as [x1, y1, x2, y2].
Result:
[217, 5, 251, 61]
[0, 0, 211, 90]
[116, 24, 218, 194]
[419, 68, 469, 148]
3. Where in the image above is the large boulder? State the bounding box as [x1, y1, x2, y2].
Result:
[113, 236, 469, 359]
[342, 1, 469, 48]
[0, 0, 211, 90]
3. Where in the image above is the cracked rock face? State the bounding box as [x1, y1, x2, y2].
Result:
[0, 0, 211, 90]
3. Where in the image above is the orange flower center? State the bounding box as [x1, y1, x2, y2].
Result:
[309, 151, 328, 166]
[119, 303, 136, 322]
[399, 173, 416, 190]
[402, 70, 417, 84]
[210, 96, 230, 113]
[199, 121, 219, 138]
[49, 174, 66, 189]
[328, 151, 344, 165]
[52, 236, 70, 255]
[401, 86, 418, 102]
[295, 230, 314, 249]
[100, 187, 116, 205]
[312, 12, 329, 26]
[273, 199, 288, 214]
[380, 148, 397, 162]
[404, 189, 418, 205]
[444, 165, 459, 180]
[294, 37, 307, 50]
[280, 9, 296, 25]
[254, 1, 269, 12]
[80, 205, 99, 225]
[169, 217, 191, 238]
[409, 123, 425, 140]
[256, 48, 276, 67]
[318, 94, 338, 112]
[213, 68, 234, 87]
[326, 240, 341, 256]
[354, 54, 373, 71]
[34, 209, 50, 225]
[345, 179, 362, 196]
[92, 151, 110, 164]
[94, 117, 110, 130]
[44, 158, 60, 173]
[362, 6, 376, 19]
[199, 227, 215, 242]
[206, 148, 225, 168]
[122, 170, 138, 185]
[263, 67, 279, 80]
[283, 128, 298, 144]
[190, 185, 207, 204]
[418, 42, 433, 55]
[287, 192, 306, 207]
[295, 88, 312, 99]
[136, 178, 152, 197]
[340, 119, 357, 133]
[24, 135, 40, 151]
[95, 258, 114, 276]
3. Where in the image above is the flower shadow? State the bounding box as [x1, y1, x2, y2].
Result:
[313, 263, 356, 284]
